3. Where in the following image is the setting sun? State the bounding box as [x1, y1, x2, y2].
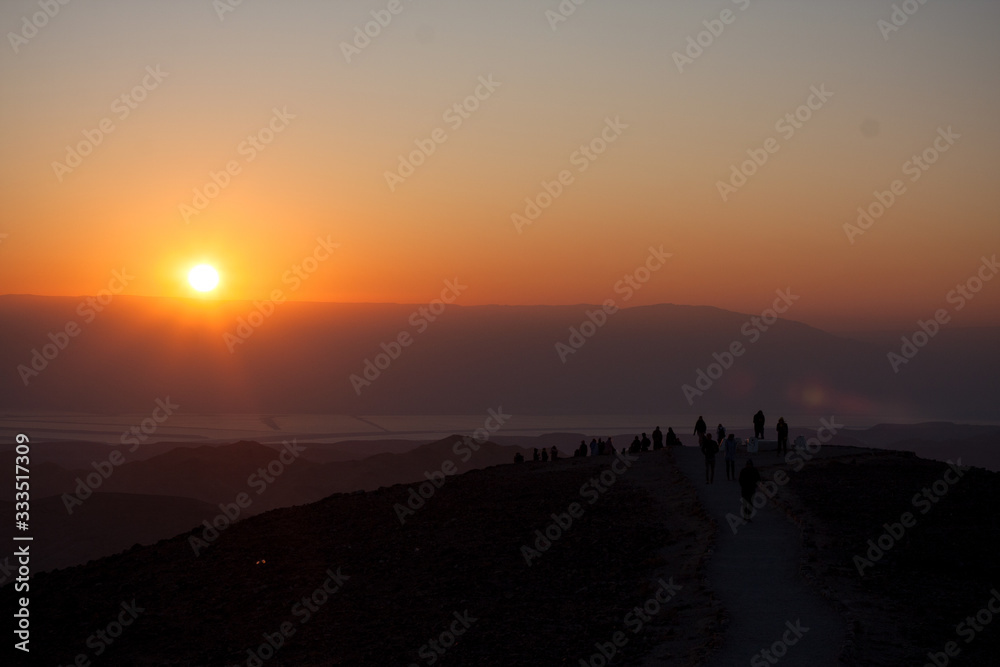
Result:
[188, 264, 219, 292]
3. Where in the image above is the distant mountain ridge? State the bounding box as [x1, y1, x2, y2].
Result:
[1, 295, 997, 420]
[10, 437, 531, 510]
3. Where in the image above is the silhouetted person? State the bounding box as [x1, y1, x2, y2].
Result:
[739, 459, 762, 520]
[541, 448, 548, 462]
[606, 437, 615, 455]
[724, 433, 738, 481]
[575, 441, 586, 457]
[694, 416, 707, 440]
[590, 438, 599, 456]
[533, 448, 540, 462]
[514, 452, 524, 463]
[652, 426, 663, 450]
[776, 418, 789, 456]
[550, 445, 559, 461]
[665, 428, 680, 446]
[598, 438, 606, 455]
[630, 436, 641, 454]
[700, 434, 717, 484]
[716, 423, 726, 444]
[753, 410, 766, 440]
[640, 432, 651, 452]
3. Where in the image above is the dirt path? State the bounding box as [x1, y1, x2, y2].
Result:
[632, 447, 847, 666]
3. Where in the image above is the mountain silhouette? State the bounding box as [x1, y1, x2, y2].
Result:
[2, 295, 997, 420]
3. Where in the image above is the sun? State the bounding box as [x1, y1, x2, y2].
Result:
[188, 264, 220, 292]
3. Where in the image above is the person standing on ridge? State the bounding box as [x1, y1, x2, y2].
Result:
[724, 433, 738, 481]
[739, 459, 762, 521]
[776, 417, 789, 457]
[753, 410, 766, 440]
[652, 426, 663, 450]
[700, 434, 718, 484]
[717, 423, 726, 444]
[694, 415, 707, 441]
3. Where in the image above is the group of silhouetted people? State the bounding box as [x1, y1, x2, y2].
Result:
[528, 446, 562, 462]
[694, 411, 779, 519]
[573, 437, 618, 457]
[507, 409, 791, 522]
[694, 410, 792, 486]
[515, 424, 688, 464]
[514, 411, 789, 501]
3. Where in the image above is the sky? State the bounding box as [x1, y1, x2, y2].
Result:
[1, 0, 998, 332]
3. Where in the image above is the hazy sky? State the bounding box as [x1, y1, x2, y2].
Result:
[1, 0, 998, 331]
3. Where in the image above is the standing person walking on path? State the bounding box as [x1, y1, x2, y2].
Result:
[694, 416, 707, 441]
[723, 433, 738, 481]
[700, 434, 718, 484]
[739, 459, 762, 520]
[753, 410, 766, 440]
[776, 417, 789, 457]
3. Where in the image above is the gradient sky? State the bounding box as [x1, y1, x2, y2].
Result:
[1, 0, 998, 332]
